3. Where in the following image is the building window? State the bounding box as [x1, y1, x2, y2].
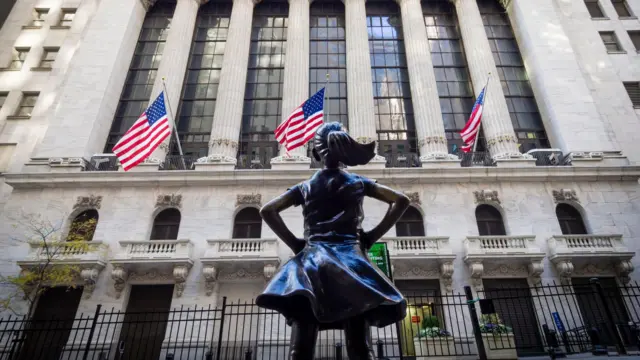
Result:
[151, 208, 181, 240]
[39, 48, 59, 69]
[14, 92, 39, 117]
[628, 31, 640, 51]
[367, 2, 417, 163]
[475, 204, 506, 236]
[423, 1, 476, 154]
[238, 2, 288, 169]
[0, 144, 16, 173]
[479, 0, 549, 152]
[600, 31, 623, 52]
[612, 0, 633, 17]
[556, 204, 587, 235]
[67, 210, 99, 242]
[395, 207, 425, 237]
[310, 1, 347, 128]
[623, 82, 640, 107]
[8, 48, 29, 70]
[30, 8, 48, 27]
[0, 92, 7, 109]
[58, 9, 76, 27]
[232, 208, 262, 238]
[104, 2, 176, 152]
[584, 0, 606, 18]
[175, 2, 232, 157]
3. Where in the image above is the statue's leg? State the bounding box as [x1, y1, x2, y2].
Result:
[289, 321, 319, 360]
[344, 316, 376, 360]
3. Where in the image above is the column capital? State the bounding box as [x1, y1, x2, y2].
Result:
[233, 0, 261, 5]
[140, 0, 157, 11]
[289, 0, 313, 5]
[340, 0, 366, 5]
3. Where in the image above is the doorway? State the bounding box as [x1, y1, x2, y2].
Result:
[117, 284, 174, 360]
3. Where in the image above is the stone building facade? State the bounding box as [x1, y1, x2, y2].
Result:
[0, 0, 640, 356]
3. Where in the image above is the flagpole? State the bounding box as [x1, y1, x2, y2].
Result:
[161, 78, 186, 169]
[323, 73, 330, 124]
[472, 72, 491, 154]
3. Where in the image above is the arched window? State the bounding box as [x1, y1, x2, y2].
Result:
[396, 207, 425, 237]
[67, 209, 99, 241]
[475, 205, 506, 236]
[556, 204, 587, 235]
[233, 208, 262, 239]
[151, 208, 181, 240]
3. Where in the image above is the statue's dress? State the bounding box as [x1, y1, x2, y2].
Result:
[256, 169, 407, 330]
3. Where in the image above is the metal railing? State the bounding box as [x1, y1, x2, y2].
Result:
[459, 151, 495, 167]
[83, 155, 119, 172]
[384, 153, 421, 168]
[161, 155, 197, 171]
[236, 154, 270, 170]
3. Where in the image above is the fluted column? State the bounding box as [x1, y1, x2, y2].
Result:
[146, 0, 207, 164]
[201, 0, 258, 166]
[397, 0, 457, 164]
[271, 0, 312, 168]
[452, 0, 532, 164]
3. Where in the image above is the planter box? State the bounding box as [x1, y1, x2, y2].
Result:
[413, 337, 455, 357]
[481, 333, 517, 359]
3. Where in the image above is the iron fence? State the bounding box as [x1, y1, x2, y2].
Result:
[161, 155, 198, 171]
[459, 152, 494, 167]
[384, 153, 421, 168]
[1, 281, 639, 359]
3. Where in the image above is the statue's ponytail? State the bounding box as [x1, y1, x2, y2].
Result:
[312, 122, 376, 167]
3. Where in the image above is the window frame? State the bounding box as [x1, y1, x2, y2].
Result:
[7, 48, 30, 70]
[555, 204, 588, 235]
[150, 208, 181, 240]
[58, 8, 76, 28]
[0, 92, 8, 110]
[475, 204, 507, 236]
[26, 8, 49, 28]
[12, 92, 39, 118]
[395, 206, 425, 237]
[232, 207, 263, 239]
[623, 82, 640, 108]
[628, 30, 640, 51]
[599, 31, 625, 53]
[38, 47, 59, 69]
[584, 0, 607, 19]
[612, 0, 635, 18]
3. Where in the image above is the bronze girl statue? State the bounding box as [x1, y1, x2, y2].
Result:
[256, 122, 410, 359]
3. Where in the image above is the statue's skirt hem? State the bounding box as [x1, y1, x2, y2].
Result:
[255, 240, 407, 330]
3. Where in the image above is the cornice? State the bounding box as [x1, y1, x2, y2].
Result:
[3, 165, 640, 189]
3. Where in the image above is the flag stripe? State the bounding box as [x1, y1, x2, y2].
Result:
[276, 88, 325, 152]
[459, 87, 486, 153]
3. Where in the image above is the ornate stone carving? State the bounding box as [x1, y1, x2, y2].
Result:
[264, 264, 277, 280]
[473, 190, 500, 205]
[569, 152, 604, 160]
[196, 155, 238, 164]
[528, 261, 544, 287]
[418, 136, 447, 147]
[552, 189, 579, 204]
[74, 195, 102, 209]
[111, 266, 127, 299]
[440, 262, 454, 293]
[156, 194, 182, 208]
[173, 265, 189, 297]
[404, 192, 421, 205]
[237, 194, 262, 207]
[486, 134, 518, 147]
[554, 260, 574, 285]
[468, 261, 484, 290]
[81, 268, 100, 299]
[395, 266, 439, 279]
[208, 138, 239, 149]
[572, 263, 610, 276]
[218, 268, 262, 280]
[484, 264, 527, 277]
[202, 266, 218, 296]
[49, 157, 85, 167]
[128, 270, 173, 281]
[616, 260, 634, 285]
[420, 152, 460, 161]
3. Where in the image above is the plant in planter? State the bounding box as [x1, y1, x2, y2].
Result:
[479, 314, 517, 359]
[413, 315, 455, 357]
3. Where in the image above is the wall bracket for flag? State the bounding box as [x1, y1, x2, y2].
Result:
[162, 77, 186, 169]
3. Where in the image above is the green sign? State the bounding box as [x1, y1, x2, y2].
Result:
[368, 243, 392, 279]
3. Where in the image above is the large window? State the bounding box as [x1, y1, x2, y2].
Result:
[151, 208, 181, 240]
[238, 2, 288, 169]
[475, 204, 506, 236]
[310, 1, 347, 127]
[174, 2, 232, 157]
[478, 0, 549, 152]
[233, 208, 262, 238]
[396, 207, 425, 237]
[104, 1, 175, 152]
[556, 204, 587, 235]
[423, 1, 476, 154]
[67, 210, 99, 242]
[367, 1, 417, 163]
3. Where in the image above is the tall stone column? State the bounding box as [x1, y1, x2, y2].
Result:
[343, 0, 385, 168]
[198, 0, 258, 169]
[397, 0, 458, 166]
[145, 0, 208, 166]
[451, 0, 533, 166]
[271, 0, 312, 170]
[506, 0, 625, 166]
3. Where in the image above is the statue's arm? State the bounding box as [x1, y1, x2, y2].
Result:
[361, 183, 410, 250]
[260, 189, 306, 254]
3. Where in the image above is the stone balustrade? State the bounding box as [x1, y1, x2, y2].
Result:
[205, 238, 279, 259]
[465, 235, 539, 257]
[116, 239, 193, 260]
[385, 236, 453, 259]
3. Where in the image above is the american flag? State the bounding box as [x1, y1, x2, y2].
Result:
[113, 92, 171, 171]
[460, 87, 486, 153]
[276, 88, 325, 151]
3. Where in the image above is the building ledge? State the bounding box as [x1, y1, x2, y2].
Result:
[30, 67, 51, 72]
[4, 164, 640, 189]
[50, 25, 71, 30]
[6, 115, 31, 120]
